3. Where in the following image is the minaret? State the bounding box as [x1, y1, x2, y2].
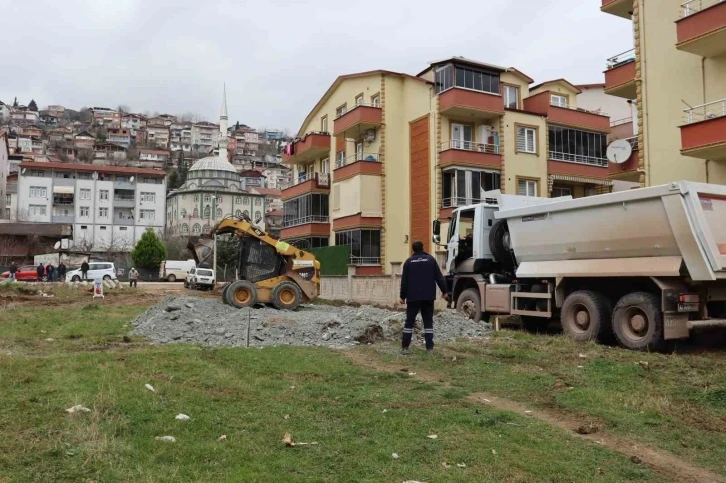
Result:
[219, 84, 228, 160]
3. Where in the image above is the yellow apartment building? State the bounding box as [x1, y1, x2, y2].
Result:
[282, 58, 615, 274]
[602, 0, 726, 187]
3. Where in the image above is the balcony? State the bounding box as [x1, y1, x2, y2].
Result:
[281, 172, 330, 201]
[114, 217, 135, 226]
[282, 132, 331, 165]
[601, 0, 632, 18]
[524, 93, 611, 132]
[680, 99, 726, 160]
[439, 141, 502, 169]
[438, 87, 504, 121]
[114, 180, 135, 190]
[676, 0, 726, 57]
[333, 105, 382, 138]
[608, 136, 640, 180]
[333, 153, 382, 179]
[114, 195, 136, 208]
[604, 49, 637, 99]
[51, 215, 74, 224]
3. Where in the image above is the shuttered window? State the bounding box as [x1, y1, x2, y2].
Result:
[517, 179, 538, 197]
[517, 127, 537, 154]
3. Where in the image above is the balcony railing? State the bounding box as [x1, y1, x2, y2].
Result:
[439, 140, 500, 155]
[285, 172, 330, 189]
[610, 117, 633, 127]
[334, 103, 378, 120]
[350, 256, 381, 266]
[549, 151, 608, 167]
[282, 215, 330, 228]
[336, 153, 381, 168]
[681, 0, 724, 16]
[683, 98, 726, 124]
[606, 48, 636, 69]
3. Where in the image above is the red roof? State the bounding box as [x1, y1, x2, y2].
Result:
[19, 161, 166, 177]
[253, 187, 282, 196]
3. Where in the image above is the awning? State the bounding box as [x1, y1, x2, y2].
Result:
[53, 186, 74, 194]
[549, 174, 613, 186]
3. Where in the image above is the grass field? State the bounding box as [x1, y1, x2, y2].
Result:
[0, 286, 723, 482]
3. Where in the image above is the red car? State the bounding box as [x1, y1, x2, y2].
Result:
[1, 265, 44, 282]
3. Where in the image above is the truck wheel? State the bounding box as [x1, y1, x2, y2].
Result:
[612, 292, 664, 351]
[489, 220, 514, 270]
[456, 288, 483, 323]
[167, 274, 176, 282]
[272, 281, 303, 311]
[227, 280, 258, 309]
[561, 290, 611, 342]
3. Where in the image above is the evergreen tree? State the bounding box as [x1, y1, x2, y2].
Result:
[131, 229, 167, 269]
[166, 169, 180, 192]
[28, 99, 38, 111]
[12, 97, 18, 107]
[177, 150, 189, 185]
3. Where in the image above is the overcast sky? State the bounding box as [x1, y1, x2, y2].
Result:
[1, 0, 632, 132]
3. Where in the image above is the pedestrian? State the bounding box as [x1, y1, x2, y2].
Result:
[129, 267, 139, 288]
[9, 262, 17, 281]
[399, 241, 448, 355]
[46, 263, 55, 283]
[58, 262, 67, 282]
[36, 263, 45, 282]
[81, 260, 89, 281]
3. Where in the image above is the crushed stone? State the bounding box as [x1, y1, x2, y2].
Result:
[130, 296, 490, 349]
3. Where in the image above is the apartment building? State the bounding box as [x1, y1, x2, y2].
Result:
[191, 122, 219, 154]
[139, 149, 171, 164]
[146, 125, 170, 149]
[90, 107, 121, 128]
[282, 59, 615, 274]
[170, 122, 193, 153]
[74, 131, 96, 149]
[601, 0, 726, 186]
[10, 108, 39, 125]
[107, 128, 132, 148]
[147, 114, 176, 127]
[17, 161, 166, 252]
[93, 142, 127, 161]
[121, 114, 147, 132]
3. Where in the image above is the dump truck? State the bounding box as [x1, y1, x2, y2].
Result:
[434, 181, 726, 350]
[188, 215, 321, 310]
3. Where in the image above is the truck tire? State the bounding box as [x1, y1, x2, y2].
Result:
[271, 281, 303, 311]
[227, 280, 258, 309]
[561, 290, 612, 342]
[456, 288, 484, 323]
[489, 220, 514, 270]
[612, 292, 664, 351]
[167, 274, 176, 282]
[220, 282, 233, 304]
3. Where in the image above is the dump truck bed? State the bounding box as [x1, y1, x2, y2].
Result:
[494, 181, 726, 281]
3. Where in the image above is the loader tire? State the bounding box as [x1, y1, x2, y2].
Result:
[489, 220, 514, 270]
[561, 290, 612, 343]
[227, 280, 258, 309]
[612, 292, 664, 351]
[272, 281, 303, 311]
[456, 288, 483, 323]
[221, 282, 233, 305]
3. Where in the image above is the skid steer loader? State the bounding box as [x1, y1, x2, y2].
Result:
[187, 214, 320, 310]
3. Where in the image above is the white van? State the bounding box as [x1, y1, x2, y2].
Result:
[160, 259, 196, 282]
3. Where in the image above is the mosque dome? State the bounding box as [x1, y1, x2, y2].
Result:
[189, 155, 237, 173]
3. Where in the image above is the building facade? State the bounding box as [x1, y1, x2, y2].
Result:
[146, 125, 170, 149]
[282, 60, 617, 274]
[16, 162, 166, 252]
[191, 122, 220, 155]
[602, 0, 726, 186]
[0, 131, 8, 219]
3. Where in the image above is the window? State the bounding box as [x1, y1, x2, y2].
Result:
[355, 143, 363, 161]
[29, 205, 47, 216]
[552, 186, 572, 198]
[29, 186, 47, 198]
[80, 188, 91, 200]
[516, 126, 537, 154]
[335, 150, 346, 168]
[216, 207, 223, 217]
[451, 124, 473, 150]
[321, 116, 328, 133]
[182, 224, 189, 233]
[335, 229, 381, 265]
[30, 169, 44, 177]
[80, 206, 90, 217]
[235, 196, 241, 204]
[202, 224, 210, 232]
[255, 211, 261, 221]
[548, 125, 607, 166]
[551, 94, 568, 108]
[283, 193, 329, 227]
[78, 173, 91, 180]
[371, 94, 380, 108]
[518, 179, 538, 197]
[194, 194, 199, 202]
[5, 194, 10, 205]
[321, 158, 330, 175]
[255, 197, 261, 206]
[244, 197, 249, 204]
[140, 209, 155, 220]
[99, 207, 108, 217]
[435, 63, 499, 94]
[203, 205, 211, 218]
[355, 94, 364, 106]
[81, 225, 87, 230]
[442, 169, 500, 207]
[236, 210, 242, 217]
[192, 207, 199, 217]
[204, 194, 211, 202]
[217, 195, 222, 203]
[243, 210, 249, 217]
[120, 226, 128, 231]
[335, 104, 347, 118]
[141, 192, 155, 202]
[503, 85, 519, 109]
[192, 223, 201, 234]
[99, 190, 109, 200]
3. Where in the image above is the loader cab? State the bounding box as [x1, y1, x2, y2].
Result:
[441, 201, 498, 274]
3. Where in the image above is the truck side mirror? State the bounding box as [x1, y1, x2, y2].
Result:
[432, 219, 440, 236]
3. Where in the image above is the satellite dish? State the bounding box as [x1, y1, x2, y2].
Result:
[130, 176, 135, 182]
[607, 139, 633, 164]
[21, 168, 26, 174]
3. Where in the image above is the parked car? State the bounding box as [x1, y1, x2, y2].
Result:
[184, 267, 215, 290]
[66, 262, 117, 282]
[160, 259, 196, 282]
[0, 265, 44, 282]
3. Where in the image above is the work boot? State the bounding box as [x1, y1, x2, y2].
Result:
[401, 347, 410, 356]
[426, 348, 434, 355]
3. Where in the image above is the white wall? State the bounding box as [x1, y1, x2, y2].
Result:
[18, 174, 52, 222]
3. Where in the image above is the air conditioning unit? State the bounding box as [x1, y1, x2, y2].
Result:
[364, 129, 376, 142]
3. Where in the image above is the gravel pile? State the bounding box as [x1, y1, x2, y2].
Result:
[130, 296, 490, 348]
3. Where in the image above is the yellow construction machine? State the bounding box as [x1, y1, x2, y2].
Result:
[187, 214, 320, 310]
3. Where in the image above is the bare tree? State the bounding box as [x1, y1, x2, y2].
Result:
[178, 112, 205, 123]
[117, 105, 131, 114]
